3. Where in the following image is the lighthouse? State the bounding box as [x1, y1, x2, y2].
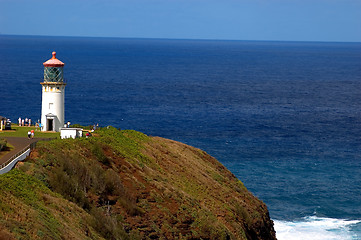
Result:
[41, 52, 66, 132]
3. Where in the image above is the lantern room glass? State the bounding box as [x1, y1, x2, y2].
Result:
[44, 67, 63, 82]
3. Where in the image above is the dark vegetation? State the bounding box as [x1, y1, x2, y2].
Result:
[0, 138, 6, 152]
[0, 127, 276, 239]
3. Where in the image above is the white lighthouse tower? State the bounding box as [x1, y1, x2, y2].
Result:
[41, 52, 66, 132]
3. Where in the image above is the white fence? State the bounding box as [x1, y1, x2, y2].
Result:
[0, 148, 31, 174]
[0, 139, 54, 175]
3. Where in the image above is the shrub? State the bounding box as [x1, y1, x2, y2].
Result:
[91, 142, 110, 165]
[235, 203, 252, 226]
[191, 210, 230, 240]
[103, 169, 124, 196]
[90, 207, 130, 240]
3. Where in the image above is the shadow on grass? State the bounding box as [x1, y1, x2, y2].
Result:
[0, 143, 15, 159]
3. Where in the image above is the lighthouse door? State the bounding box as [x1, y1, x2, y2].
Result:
[47, 119, 53, 131]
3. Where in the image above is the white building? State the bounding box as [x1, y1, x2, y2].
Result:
[60, 128, 83, 139]
[41, 52, 66, 132]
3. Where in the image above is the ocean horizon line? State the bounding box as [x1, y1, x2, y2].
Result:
[1, 33, 361, 45]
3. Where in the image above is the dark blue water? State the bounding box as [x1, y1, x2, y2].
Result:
[1, 35, 361, 239]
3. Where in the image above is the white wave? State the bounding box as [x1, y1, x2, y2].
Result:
[274, 216, 361, 240]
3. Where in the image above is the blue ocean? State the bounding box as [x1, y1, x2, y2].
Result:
[1, 35, 361, 239]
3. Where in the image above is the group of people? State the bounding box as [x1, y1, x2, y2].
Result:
[18, 117, 32, 127]
[27, 129, 35, 139]
[18, 117, 42, 131]
[18, 117, 38, 139]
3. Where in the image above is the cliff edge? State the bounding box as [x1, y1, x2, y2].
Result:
[0, 127, 276, 239]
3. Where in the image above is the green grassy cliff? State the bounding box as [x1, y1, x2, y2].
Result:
[0, 127, 276, 239]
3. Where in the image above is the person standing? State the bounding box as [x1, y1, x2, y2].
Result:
[27, 130, 31, 139]
[31, 130, 34, 139]
[18, 117, 21, 126]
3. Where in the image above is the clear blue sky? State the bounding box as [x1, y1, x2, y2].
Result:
[1, 0, 360, 42]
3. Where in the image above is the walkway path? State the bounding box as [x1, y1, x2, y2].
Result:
[0, 137, 41, 165]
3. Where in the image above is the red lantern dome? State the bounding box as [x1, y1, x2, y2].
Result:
[43, 52, 65, 67]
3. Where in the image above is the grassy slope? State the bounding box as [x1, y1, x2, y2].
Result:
[0, 127, 276, 240]
[0, 169, 103, 240]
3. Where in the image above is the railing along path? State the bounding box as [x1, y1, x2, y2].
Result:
[0, 138, 54, 172]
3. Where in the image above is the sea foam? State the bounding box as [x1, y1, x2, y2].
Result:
[274, 216, 361, 240]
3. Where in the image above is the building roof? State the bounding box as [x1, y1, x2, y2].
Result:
[43, 52, 65, 67]
[45, 113, 57, 118]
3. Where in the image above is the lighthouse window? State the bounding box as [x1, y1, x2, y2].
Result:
[44, 67, 63, 82]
